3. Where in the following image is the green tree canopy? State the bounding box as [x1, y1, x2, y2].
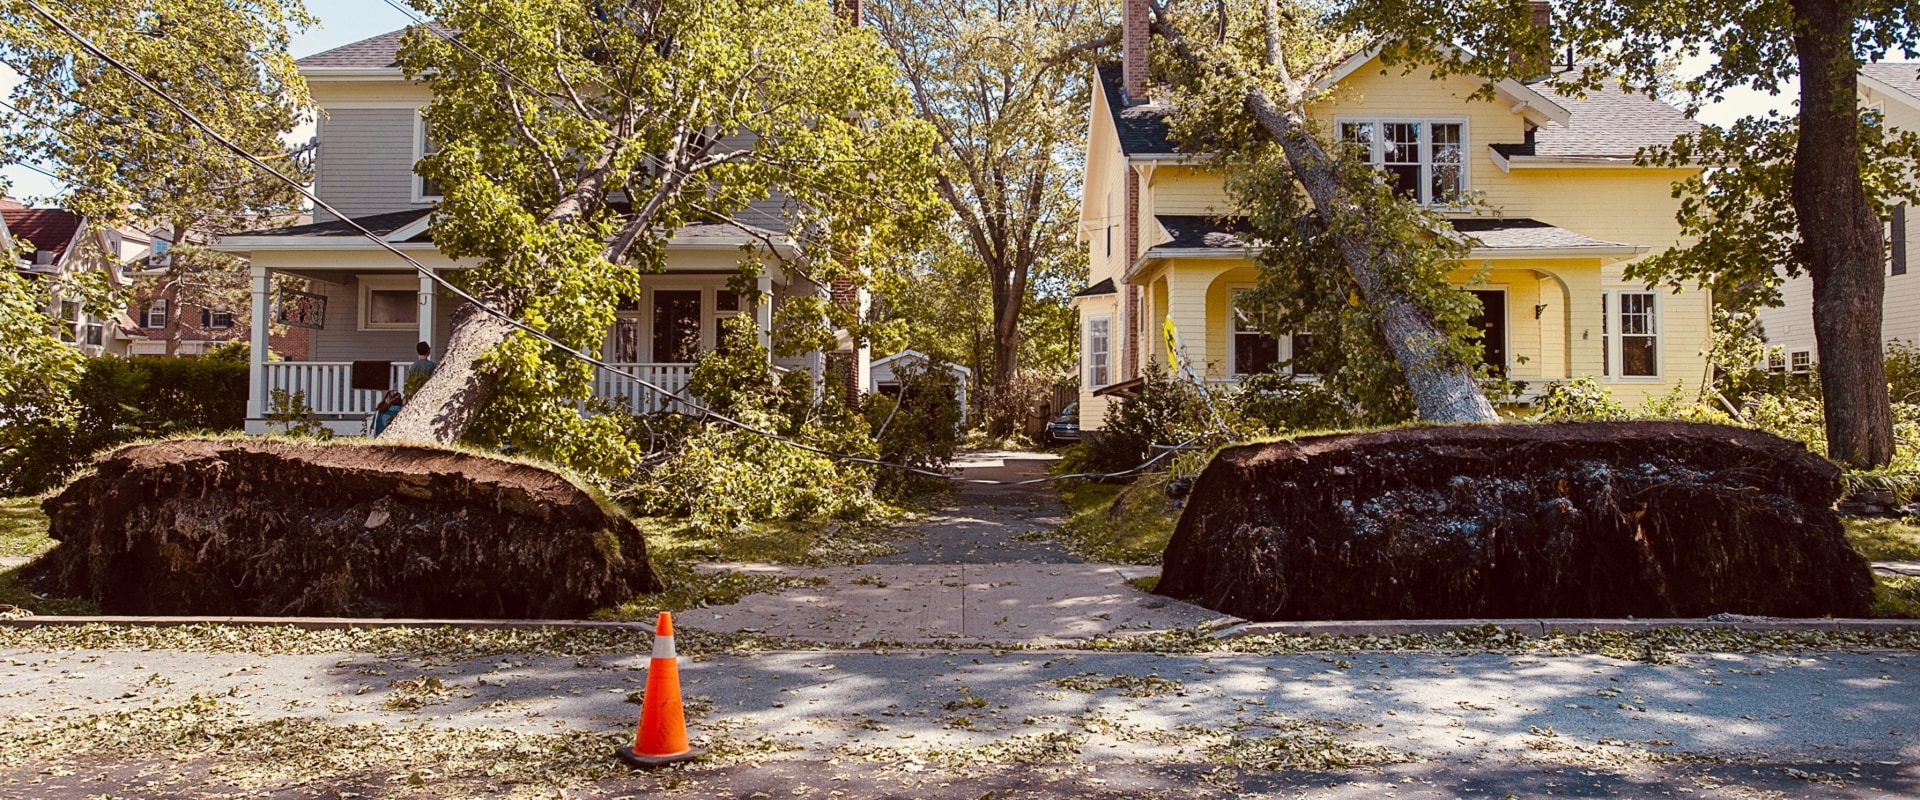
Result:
[378, 0, 941, 475]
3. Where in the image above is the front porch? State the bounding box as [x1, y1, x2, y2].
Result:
[252, 360, 703, 434]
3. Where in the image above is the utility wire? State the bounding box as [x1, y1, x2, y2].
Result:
[24, 0, 1212, 486]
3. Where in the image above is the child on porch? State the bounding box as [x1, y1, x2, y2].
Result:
[372, 390, 404, 436]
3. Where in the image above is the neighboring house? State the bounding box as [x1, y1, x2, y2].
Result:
[2, 197, 133, 357]
[870, 350, 971, 426]
[1754, 62, 1920, 373]
[214, 29, 863, 435]
[1071, 0, 1712, 432]
[121, 225, 313, 359]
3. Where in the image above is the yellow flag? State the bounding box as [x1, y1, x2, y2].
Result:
[1162, 316, 1180, 369]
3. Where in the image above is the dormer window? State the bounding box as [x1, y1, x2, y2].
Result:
[1338, 119, 1468, 207]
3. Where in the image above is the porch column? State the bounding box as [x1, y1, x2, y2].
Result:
[247, 263, 270, 420]
[756, 274, 774, 354]
[417, 270, 437, 354]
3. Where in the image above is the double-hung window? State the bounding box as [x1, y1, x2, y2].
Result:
[143, 300, 168, 329]
[415, 112, 442, 201]
[1601, 291, 1660, 378]
[1339, 120, 1467, 206]
[1231, 289, 1317, 377]
[202, 308, 235, 329]
[1086, 316, 1112, 388]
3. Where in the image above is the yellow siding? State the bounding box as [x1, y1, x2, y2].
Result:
[1076, 54, 1712, 423]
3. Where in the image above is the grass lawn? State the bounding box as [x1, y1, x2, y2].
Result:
[0, 496, 52, 558]
[1844, 518, 1920, 618]
[1044, 478, 1179, 566]
[592, 513, 909, 622]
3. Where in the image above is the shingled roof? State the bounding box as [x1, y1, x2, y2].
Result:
[1156, 215, 1252, 249]
[298, 27, 441, 70]
[2, 207, 83, 260]
[1447, 217, 1638, 251]
[1096, 64, 1180, 157]
[1511, 72, 1699, 160]
[1099, 62, 1696, 161]
[1863, 62, 1920, 100]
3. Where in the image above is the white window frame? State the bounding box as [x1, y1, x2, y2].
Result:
[1086, 315, 1113, 388]
[358, 274, 420, 331]
[412, 109, 441, 203]
[202, 307, 235, 330]
[1602, 289, 1663, 381]
[1789, 349, 1813, 374]
[1334, 116, 1472, 208]
[143, 300, 168, 329]
[1229, 287, 1316, 378]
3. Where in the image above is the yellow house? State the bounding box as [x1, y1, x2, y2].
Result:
[1073, 10, 1711, 432]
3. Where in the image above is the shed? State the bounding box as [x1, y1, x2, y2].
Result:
[870, 350, 971, 426]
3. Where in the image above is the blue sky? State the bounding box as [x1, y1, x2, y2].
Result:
[1, 3, 1796, 205]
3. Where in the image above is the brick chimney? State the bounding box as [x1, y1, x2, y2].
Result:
[1512, 1, 1554, 81]
[1121, 0, 1150, 103]
[838, 0, 862, 27]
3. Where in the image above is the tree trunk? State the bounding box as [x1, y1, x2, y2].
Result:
[1792, 0, 1894, 469]
[378, 294, 520, 443]
[986, 273, 1024, 437]
[1152, 6, 1496, 423]
[1245, 92, 1497, 422]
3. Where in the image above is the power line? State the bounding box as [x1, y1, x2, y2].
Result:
[22, 0, 1196, 486]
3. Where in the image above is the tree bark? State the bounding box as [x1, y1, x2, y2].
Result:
[1152, 3, 1497, 423]
[377, 292, 521, 443]
[1792, 0, 1894, 469]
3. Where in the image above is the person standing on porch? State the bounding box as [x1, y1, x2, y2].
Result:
[410, 341, 437, 380]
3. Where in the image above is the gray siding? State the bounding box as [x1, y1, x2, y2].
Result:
[309, 276, 453, 362]
[314, 109, 428, 221]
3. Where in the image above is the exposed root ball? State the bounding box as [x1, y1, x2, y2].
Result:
[1155, 422, 1874, 620]
[27, 439, 662, 619]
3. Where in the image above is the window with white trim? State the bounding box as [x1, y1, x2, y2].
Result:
[1338, 120, 1467, 206]
[1790, 349, 1812, 374]
[1086, 316, 1112, 388]
[415, 112, 442, 201]
[1231, 289, 1317, 377]
[1767, 349, 1787, 374]
[1602, 290, 1660, 378]
[143, 300, 168, 329]
[359, 275, 420, 330]
[201, 308, 235, 329]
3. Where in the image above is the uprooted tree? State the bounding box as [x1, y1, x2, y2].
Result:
[378, 0, 938, 473]
[1144, 0, 1498, 423]
[1334, 0, 1920, 466]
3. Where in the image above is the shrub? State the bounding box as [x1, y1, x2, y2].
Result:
[1227, 372, 1362, 434]
[0, 355, 248, 496]
[620, 317, 880, 530]
[864, 356, 964, 500]
[1532, 377, 1628, 422]
[1083, 370, 1217, 474]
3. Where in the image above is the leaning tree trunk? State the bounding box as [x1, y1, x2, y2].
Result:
[378, 294, 520, 443]
[1793, 0, 1894, 469]
[1246, 91, 1496, 422]
[1151, 4, 1496, 423]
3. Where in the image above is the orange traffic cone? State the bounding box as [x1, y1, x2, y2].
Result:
[615, 611, 704, 768]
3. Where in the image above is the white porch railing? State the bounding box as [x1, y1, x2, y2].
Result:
[262, 361, 408, 416]
[593, 363, 697, 414]
[259, 361, 698, 419]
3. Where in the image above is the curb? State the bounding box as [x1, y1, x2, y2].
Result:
[1209, 618, 1920, 640]
[0, 615, 657, 632]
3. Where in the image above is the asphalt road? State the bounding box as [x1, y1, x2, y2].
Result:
[1, 644, 1914, 797]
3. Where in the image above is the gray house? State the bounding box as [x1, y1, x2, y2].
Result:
[217, 29, 865, 434]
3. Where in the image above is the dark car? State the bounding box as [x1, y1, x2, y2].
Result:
[1043, 403, 1081, 446]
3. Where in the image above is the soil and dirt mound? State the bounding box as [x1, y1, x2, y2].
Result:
[26, 440, 662, 618]
[1155, 422, 1874, 620]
